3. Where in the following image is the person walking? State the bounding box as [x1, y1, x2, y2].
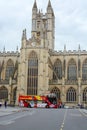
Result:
[0, 101, 2, 108]
[4, 100, 7, 108]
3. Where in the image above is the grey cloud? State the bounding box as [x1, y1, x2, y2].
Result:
[0, 0, 87, 51]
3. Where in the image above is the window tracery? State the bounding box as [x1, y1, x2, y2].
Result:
[27, 51, 38, 95]
[68, 59, 77, 80]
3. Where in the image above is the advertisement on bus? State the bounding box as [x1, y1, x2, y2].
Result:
[18, 94, 58, 108]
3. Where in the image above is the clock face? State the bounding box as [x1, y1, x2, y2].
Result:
[32, 42, 36, 46]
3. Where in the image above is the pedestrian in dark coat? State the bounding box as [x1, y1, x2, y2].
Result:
[4, 100, 7, 108]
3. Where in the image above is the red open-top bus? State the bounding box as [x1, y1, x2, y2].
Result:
[18, 94, 58, 108]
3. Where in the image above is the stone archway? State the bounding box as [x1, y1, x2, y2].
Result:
[51, 87, 60, 100]
[0, 86, 8, 100]
[83, 87, 87, 102]
[66, 87, 76, 102]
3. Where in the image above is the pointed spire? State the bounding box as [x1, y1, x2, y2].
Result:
[78, 44, 81, 56]
[22, 29, 27, 40]
[24, 29, 26, 38]
[39, 9, 40, 14]
[47, 0, 52, 8]
[16, 46, 18, 52]
[41, 9, 42, 13]
[78, 44, 81, 51]
[22, 30, 24, 40]
[47, 0, 54, 14]
[32, 0, 38, 16]
[64, 44, 66, 51]
[33, 0, 37, 9]
[3, 46, 5, 52]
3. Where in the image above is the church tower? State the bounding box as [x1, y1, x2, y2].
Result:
[32, 0, 55, 50]
[17, 0, 55, 99]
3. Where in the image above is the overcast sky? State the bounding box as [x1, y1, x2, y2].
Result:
[0, 0, 87, 52]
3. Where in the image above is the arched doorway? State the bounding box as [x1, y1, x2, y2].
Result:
[66, 87, 76, 102]
[51, 87, 60, 100]
[83, 87, 87, 103]
[0, 86, 8, 100]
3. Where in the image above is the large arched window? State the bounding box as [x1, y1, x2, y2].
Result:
[27, 51, 38, 95]
[66, 87, 76, 102]
[68, 59, 77, 80]
[83, 87, 87, 102]
[53, 59, 62, 80]
[5, 59, 14, 80]
[51, 87, 60, 99]
[0, 86, 8, 99]
[82, 59, 87, 80]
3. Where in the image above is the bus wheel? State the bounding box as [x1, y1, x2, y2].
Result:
[28, 104, 31, 108]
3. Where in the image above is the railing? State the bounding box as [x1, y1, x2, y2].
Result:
[0, 79, 9, 84]
[49, 79, 79, 85]
[65, 80, 78, 85]
[0, 79, 17, 85]
[49, 79, 87, 85]
[81, 80, 87, 85]
[49, 79, 62, 85]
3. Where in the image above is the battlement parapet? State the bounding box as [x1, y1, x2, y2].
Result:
[49, 49, 87, 56]
[0, 51, 20, 57]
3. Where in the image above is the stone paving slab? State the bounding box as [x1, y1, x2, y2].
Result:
[0, 106, 87, 117]
[82, 109, 87, 114]
[0, 106, 21, 116]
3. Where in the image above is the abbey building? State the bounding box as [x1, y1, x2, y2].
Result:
[0, 0, 87, 106]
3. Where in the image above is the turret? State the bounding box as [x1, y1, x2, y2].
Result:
[47, 0, 53, 14]
[21, 29, 27, 48]
[32, 0, 38, 33]
[78, 44, 81, 52]
[3, 46, 5, 53]
[31, 0, 55, 50]
[46, 0, 55, 50]
[64, 44, 66, 52]
[32, 0, 38, 18]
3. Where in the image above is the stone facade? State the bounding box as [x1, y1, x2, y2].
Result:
[0, 0, 87, 106]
